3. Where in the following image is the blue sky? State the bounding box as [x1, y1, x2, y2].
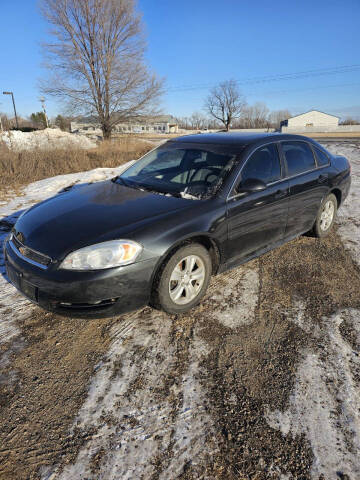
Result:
[0, 0, 359, 119]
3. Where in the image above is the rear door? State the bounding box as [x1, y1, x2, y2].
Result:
[280, 140, 329, 237]
[225, 142, 289, 264]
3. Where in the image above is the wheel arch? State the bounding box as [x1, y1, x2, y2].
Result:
[149, 234, 222, 304]
[330, 188, 342, 208]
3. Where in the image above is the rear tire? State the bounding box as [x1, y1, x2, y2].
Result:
[312, 193, 337, 238]
[152, 243, 212, 315]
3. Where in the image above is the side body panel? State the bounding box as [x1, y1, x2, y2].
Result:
[284, 169, 328, 237]
[225, 180, 289, 263]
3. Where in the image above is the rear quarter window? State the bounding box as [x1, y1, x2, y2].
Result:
[282, 141, 316, 177]
[313, 146, 330, 167]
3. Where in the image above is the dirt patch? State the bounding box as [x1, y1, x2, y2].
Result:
[0, 231, 360, 479]
[339, 315, 360, 351]
[0, 309, 115, 480]
[190, 230, 360, 479]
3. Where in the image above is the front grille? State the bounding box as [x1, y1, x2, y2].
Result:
[11, 234, 52, 268]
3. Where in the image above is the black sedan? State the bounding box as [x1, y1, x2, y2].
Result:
[4, 133, 351, 317]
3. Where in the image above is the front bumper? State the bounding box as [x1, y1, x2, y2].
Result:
[4, 238, 158, 318]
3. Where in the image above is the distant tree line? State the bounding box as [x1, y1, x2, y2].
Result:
[339, 117, 359, 125]
[0, 112, 73, 131]
[175, 79, 360, 132]
[175, 104, 292, 131]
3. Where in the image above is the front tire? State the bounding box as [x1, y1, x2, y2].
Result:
[152, 243, 212, 314]
[312, 193, 337, 237]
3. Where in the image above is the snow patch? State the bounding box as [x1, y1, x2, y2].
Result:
[0, 128, 96, 151]
[180, 191, 200, 200]
[323, 142, 360, 266]
[266, 308, 360, 479]
[45, 311, 218, 479]
[211, 267, 259, 329]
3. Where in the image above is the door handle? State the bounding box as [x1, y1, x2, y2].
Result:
[318, 174, 328, 184]
[274, 189, 287, 199]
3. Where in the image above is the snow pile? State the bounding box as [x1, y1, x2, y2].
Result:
[0, 128, 96, 151]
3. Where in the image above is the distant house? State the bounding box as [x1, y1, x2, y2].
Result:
[71, 115, 179, 135]
[281, 110, 339, 130]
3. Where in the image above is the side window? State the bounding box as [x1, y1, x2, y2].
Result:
[240, 143, 281, 185]
[282, 141, 316, 176]
[313, 146, 330, 167]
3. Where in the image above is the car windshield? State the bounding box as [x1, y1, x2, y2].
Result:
[117, 147, 236, 199]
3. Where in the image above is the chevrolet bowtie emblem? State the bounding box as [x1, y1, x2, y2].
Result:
[16, 232, 25, 244]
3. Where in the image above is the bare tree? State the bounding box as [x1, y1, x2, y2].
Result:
[40, 0, 163, 138]
[251, 102, 269, 128]
[268, 109, 292, 130]
[204, 80, 246, 131]
[340, 116, 359, 125]
[0, 113, 11, 131]
[189, 111, 207, 130]
[238, 102, 269, 128]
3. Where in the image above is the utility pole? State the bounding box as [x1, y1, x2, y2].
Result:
[3, 91, 19, 129]
[39, 97, 49, 128]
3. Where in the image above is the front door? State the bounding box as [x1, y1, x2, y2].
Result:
[226, 142, 289, 265]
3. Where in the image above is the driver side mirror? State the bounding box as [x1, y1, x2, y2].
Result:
[237, 178, 267, 194]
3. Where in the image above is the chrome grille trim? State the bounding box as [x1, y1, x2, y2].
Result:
[9, 238, 52, 270]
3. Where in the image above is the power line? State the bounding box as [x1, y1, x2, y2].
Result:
[167, 64, 360, 92]
[246, 81, 360, 97]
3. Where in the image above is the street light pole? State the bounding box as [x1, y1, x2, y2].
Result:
[3, 91, 19, 129]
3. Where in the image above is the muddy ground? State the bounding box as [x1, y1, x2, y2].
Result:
[0, 141, 359, 479]
[0, 230, 359, 480]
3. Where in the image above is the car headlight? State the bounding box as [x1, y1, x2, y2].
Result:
[59, 240, 142, 270]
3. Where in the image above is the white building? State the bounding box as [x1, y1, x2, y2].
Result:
[71, 115, 178, 136]
[281, 110, 339, 132]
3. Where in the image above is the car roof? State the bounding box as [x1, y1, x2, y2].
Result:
[170, 132, 316, 146]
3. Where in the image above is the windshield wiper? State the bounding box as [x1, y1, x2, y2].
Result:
[114, 176, 135, 188]
[136, 183, 175, 196]
[115, 177, 184, 198]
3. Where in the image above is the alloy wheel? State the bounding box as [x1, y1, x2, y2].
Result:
[320, 200, 335, 231]
[169, 255, 205, 305]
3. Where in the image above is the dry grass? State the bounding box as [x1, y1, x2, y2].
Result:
[298, 132, 360, 138]
[0, 137, 152, 190]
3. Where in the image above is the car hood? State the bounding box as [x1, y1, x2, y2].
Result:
[13, 180, 194, 259]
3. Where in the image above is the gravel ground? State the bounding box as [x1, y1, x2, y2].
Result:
[0, 142, 359, 480]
